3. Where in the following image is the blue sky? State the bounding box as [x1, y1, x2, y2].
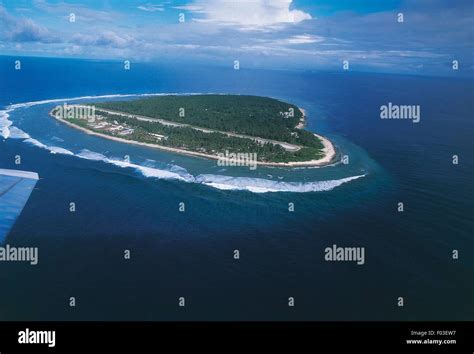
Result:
[0, 0, 472, 75]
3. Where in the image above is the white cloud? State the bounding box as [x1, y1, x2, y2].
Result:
[172, 5, 205, 12]
[0, 5, 54, 42]
[137, 3, 165, 12]
[33, 0, 116, 22]
[181, 0, 311, 28]
[282, 34, 325, 45]
[72, 31, 136, 48]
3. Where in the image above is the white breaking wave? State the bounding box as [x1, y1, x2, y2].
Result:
[2, 93, 367, 193]
[6, 92, 206, 110]
[76, 149, 194, 182]
[8, 127, 30, 139]
[76, 149, 107, 161]
[194, 174, 366, 193]
[109, 159, 194, 182]
[76, 148, 365, 192]
[0, 109, 13, 139]
[24, 138, 74, 155]
[75, 148, 366, 192]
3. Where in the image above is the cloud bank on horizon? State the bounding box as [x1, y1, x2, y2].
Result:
[0, 0, 472, 75]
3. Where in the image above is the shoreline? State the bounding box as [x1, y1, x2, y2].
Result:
[296, 108, 307, 129]
[50, 108, 336, 168]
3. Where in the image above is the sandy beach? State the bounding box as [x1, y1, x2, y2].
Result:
[50, 108, 336, 168]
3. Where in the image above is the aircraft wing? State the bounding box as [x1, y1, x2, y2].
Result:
[0, 169, 39, 242]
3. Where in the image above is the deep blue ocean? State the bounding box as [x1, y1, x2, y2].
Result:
[0, 56, 472, 320]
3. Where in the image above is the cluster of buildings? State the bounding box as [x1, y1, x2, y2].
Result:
[88, 116, 135, 136]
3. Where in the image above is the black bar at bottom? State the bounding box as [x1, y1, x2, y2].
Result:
[0, 321, 472, 353]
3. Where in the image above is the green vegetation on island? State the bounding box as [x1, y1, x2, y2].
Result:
[52, 95, 329, 164]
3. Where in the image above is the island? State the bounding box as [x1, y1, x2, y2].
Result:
[50, 95, 335, 167]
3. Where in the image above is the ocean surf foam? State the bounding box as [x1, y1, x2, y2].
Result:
[2, 94, 367, 193]
[194, 174, 366, 193]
